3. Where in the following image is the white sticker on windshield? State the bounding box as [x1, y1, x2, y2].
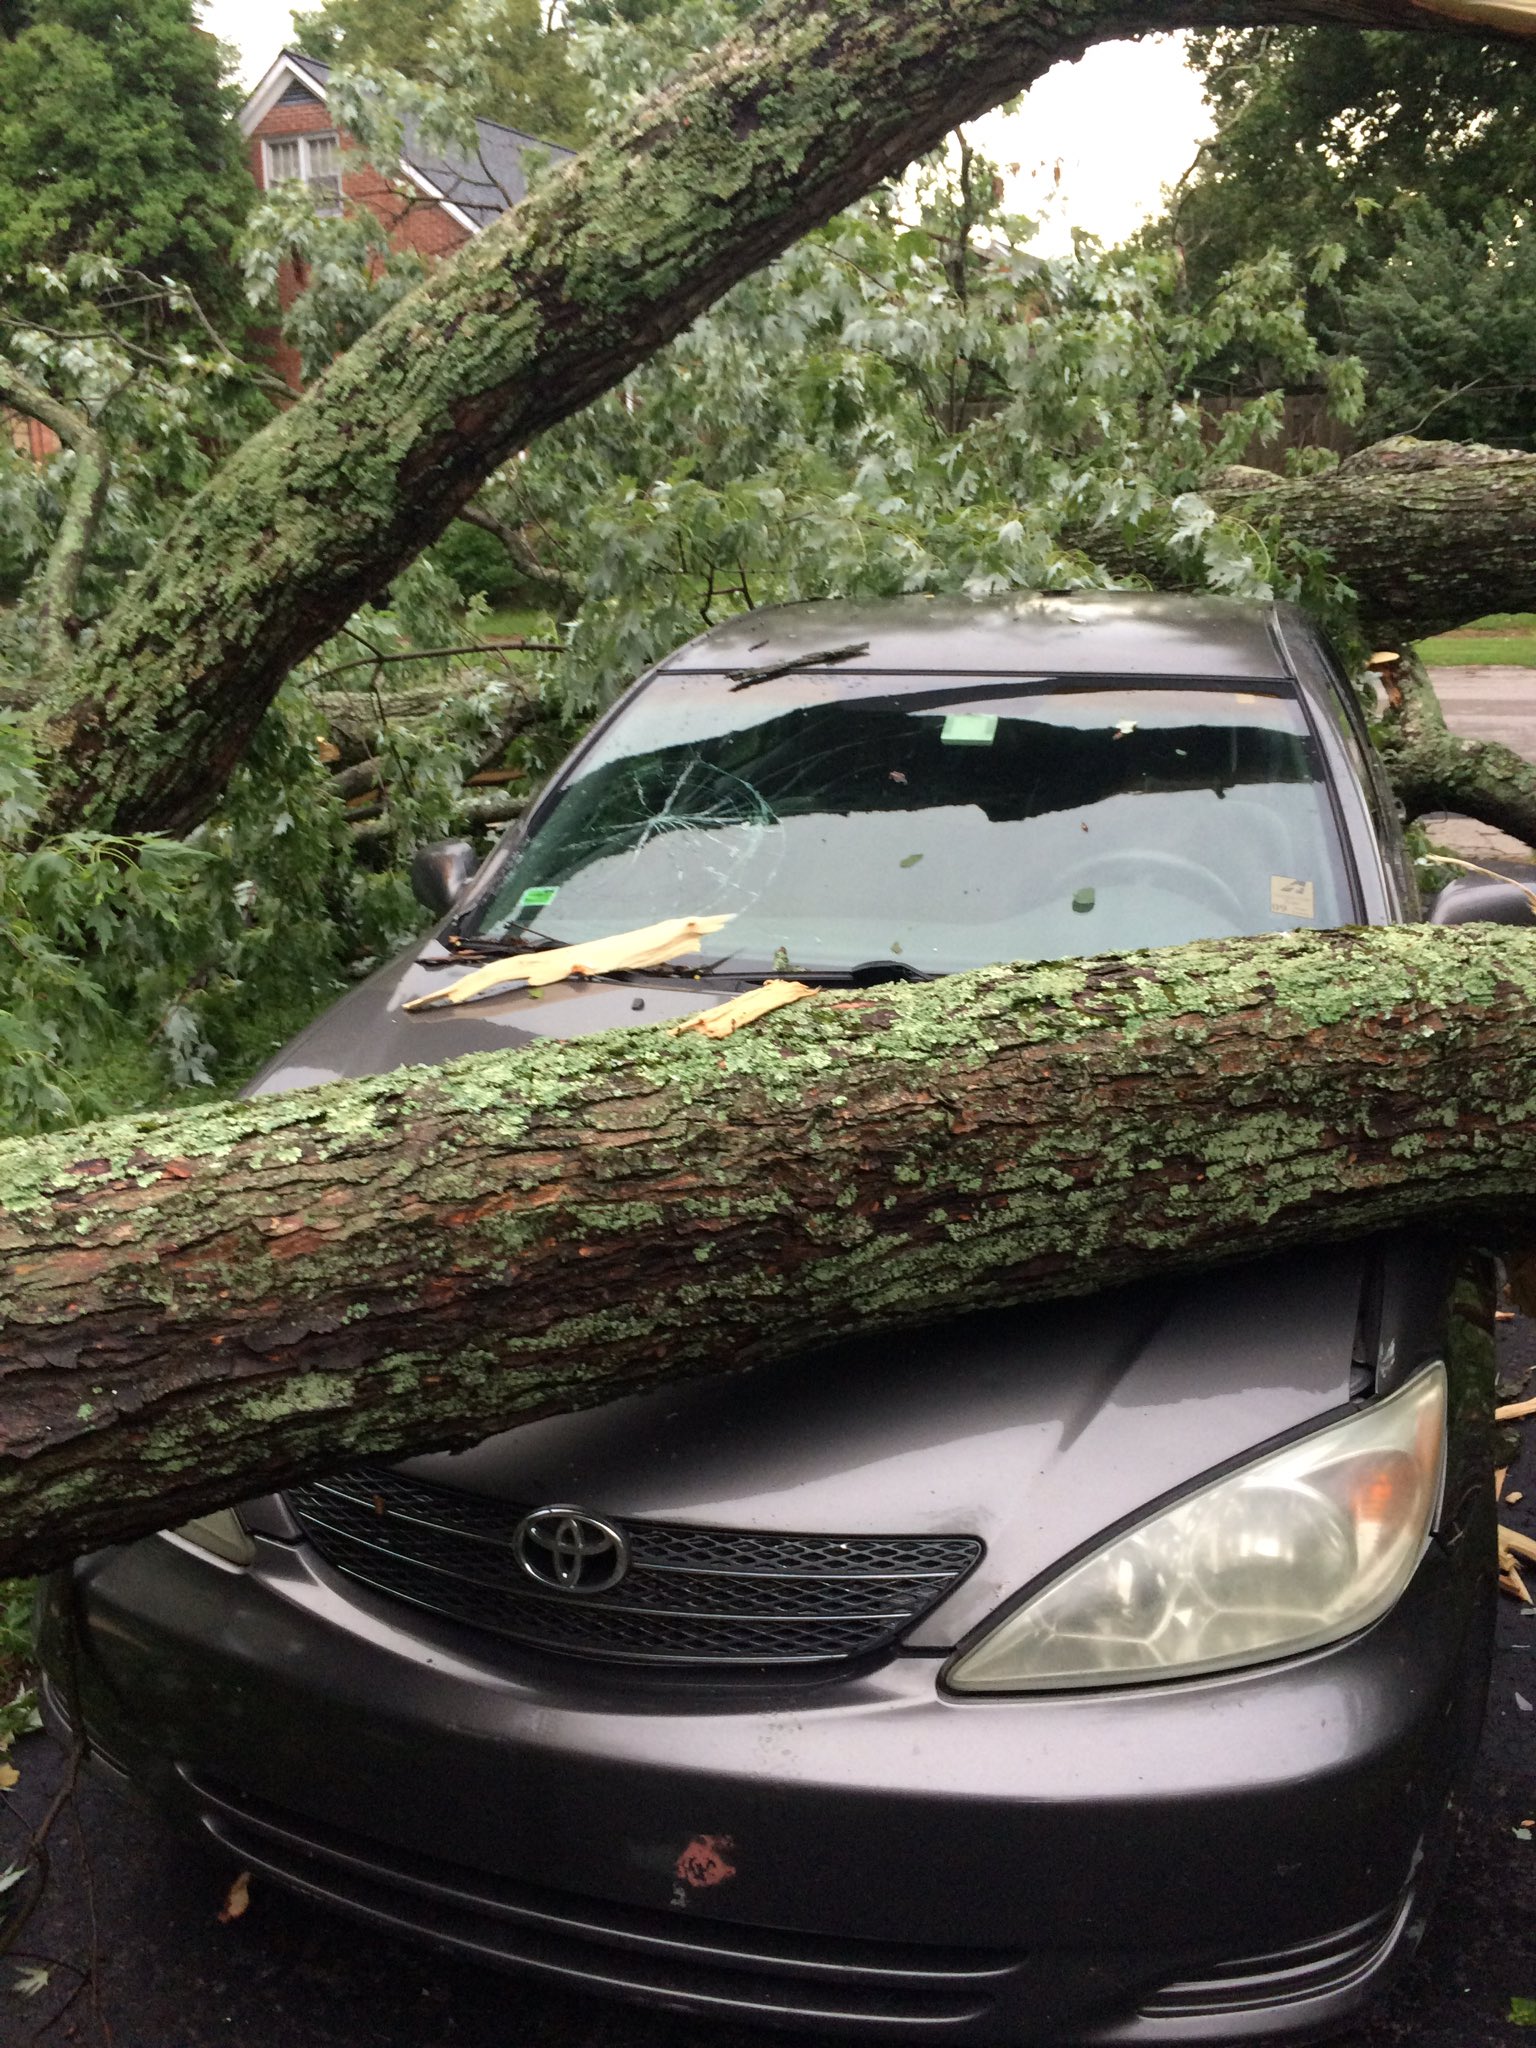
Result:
[1270, 875, 1316, 920]
[941, 713, 998, 745]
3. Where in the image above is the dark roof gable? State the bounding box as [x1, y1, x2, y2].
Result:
[245, 50, 576, 231]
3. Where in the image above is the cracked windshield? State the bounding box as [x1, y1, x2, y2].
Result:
[472, 676, 1350, 975]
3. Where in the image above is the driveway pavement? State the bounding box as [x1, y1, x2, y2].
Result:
[1422, 666, 1536, 864]
[4, 1318, 1535, 2048]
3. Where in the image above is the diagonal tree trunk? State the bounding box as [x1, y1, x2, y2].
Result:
[31, 0, 1531, 840]
[3, 920, 1536, 1575]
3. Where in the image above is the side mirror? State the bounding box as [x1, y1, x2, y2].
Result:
[411, 839, 478, 916]
[1426, 874, 1536, 927]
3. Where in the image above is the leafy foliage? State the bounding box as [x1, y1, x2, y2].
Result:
[0, 0, 254, 328]
[0, 256, 274, 649]
[1177, 27, 1535, 292]
[487, 148, 1361, 719]
[0, 1578, 36, 1755]
[1339, 202, 1536, 450]
[239, 176, 430, 384]
[0, 718, 209, 1128]
[293, 0, 591, 143]
[1169, 26, 1535, 449]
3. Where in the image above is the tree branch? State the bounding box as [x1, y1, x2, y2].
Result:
[1091, 437, 1536, 643]
[1373, 646, 1536, 848]
[0, 363, 110, 671]
[458, 501, 583, 615]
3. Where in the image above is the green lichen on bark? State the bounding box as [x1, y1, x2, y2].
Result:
[2, 919, 1536, 1571]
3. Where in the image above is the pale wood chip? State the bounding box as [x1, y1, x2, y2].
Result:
[1495, 1395, 1536, 1423]
[1497, 1467, 1509, 1501]
[669, 981, 817, 1040]
[404, 915, 735, 1011]
[1499, 1524, 1536, 1566]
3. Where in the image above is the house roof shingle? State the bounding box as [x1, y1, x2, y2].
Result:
[252, 50, 576, 230]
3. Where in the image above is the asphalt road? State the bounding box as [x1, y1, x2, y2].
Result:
[1421, 666, 1536, 865]
[4, 1318, 1536, 2048]
[1427, 668, 1536, 760]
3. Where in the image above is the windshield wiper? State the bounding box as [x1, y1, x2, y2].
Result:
[724, 960, 941, 987]
[439, 920, 562, 959]
[727, 642, 869, 691]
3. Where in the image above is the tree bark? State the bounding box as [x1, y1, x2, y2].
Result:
[1371, 646, 1536, 846]
[31, 0, 1522, 840]
[1094, 438, 1536, 644]
[2, 921, 1534, 1574]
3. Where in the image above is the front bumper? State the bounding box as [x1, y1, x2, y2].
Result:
[38, 1523, 1491, 2045]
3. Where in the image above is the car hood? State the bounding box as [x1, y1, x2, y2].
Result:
[242, 939, 732, 1092]
[248, 939, 1364, 1646]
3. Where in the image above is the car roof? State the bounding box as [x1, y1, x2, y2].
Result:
[658, 592, 1293, 683]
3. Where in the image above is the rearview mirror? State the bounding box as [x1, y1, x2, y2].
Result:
[1425, 874, 1536, 927]
[411, 839, 478, 916]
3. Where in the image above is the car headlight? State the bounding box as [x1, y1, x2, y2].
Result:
[945, 1361, 1447, 1694]
[169, 1510, 256, 1567]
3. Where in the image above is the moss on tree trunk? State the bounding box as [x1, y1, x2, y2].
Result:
[2, 922, 1534, 1572]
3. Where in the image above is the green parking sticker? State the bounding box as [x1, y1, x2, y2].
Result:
[515, 885, 559, 917]
[941, 713, 998, 745]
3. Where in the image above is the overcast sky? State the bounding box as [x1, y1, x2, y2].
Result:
[201, 1, 1211, 254]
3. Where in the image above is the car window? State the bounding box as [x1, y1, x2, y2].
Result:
[471, 679, 1353, 975]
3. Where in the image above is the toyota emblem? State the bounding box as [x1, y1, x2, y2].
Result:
[513, 1507, 630, 1595]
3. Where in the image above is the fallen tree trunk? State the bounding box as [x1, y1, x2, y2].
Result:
[32, 0, 1525, 840]
[1372, 647, 1536, 847]
[2, 921, 1534, 1574]
[1094, 439, 1536, 644]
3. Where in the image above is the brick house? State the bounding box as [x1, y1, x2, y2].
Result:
[239, 49, 574, 388]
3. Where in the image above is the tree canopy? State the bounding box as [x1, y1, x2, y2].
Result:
[0, 0, 253, 326]
[293, 0, 592, 144]
[1171, 24, 1536, 447]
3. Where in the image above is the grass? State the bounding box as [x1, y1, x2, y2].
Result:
[1417, 613, 1536, 668]
[480, 606, 554, 641]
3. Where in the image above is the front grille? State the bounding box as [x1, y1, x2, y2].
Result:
[286, 1465, 981, 1669]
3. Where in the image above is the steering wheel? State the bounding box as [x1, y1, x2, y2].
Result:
[1054, 849, 1249, 928]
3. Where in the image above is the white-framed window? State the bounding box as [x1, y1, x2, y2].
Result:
[263, 132, 343, 214]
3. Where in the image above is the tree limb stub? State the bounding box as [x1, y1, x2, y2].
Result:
[2, 920, 1535, 1574]
[33, 0, 1528, 840]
